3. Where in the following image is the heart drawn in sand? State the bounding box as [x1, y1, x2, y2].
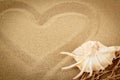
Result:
[0, 0, 99, 76]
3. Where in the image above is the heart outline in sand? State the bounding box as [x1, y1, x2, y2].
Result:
[0, 0, 99, 76]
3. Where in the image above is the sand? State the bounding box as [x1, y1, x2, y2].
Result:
[0, 0, 120, 80]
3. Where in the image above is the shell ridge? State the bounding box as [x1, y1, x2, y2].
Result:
[73, 58, 89, 79]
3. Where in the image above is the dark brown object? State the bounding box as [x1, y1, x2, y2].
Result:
[79, 52, 120, 80]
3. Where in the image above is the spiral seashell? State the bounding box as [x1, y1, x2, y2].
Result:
[61, 41, 120, 79]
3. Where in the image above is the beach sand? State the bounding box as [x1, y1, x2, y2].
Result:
[0, 0, 120, 80]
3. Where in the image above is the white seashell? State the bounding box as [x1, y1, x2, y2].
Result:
[61, 41, 120, 79]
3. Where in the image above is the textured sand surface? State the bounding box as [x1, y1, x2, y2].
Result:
[0, 0, 120, 80]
